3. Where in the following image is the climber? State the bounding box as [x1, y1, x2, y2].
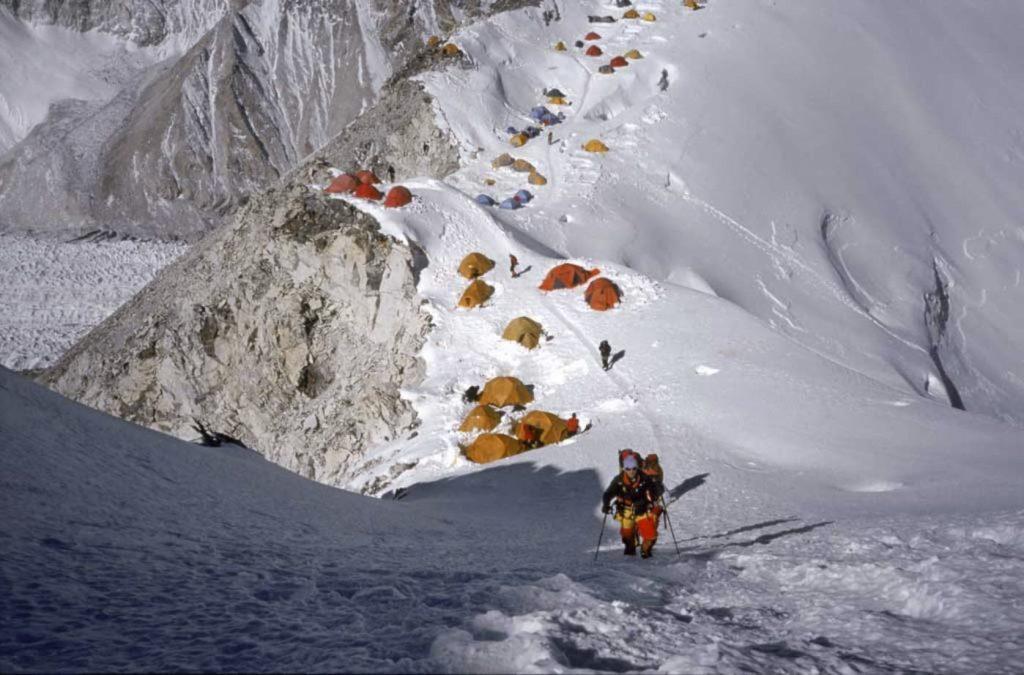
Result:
[510, 254, 520, 278]
[566, 413, 580, 436]
[599, 340, 612, 371]
[602, 453, 659, 557]
[463, 385, 480, 403]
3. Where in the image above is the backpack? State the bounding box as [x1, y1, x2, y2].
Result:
[642, 453, 664, 484]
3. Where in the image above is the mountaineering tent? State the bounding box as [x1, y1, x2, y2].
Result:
[539, 263, 601, 290]
[458, 252, 495, 279]
[583, 139, 609, 153]
[356, 170, 380, 184]
[459, 404, 502, 432]
[515, 189, 533, 203]
[623, 8, 639, 19]
[545, 88, 566, 98]
[492, 153, 514, 168]
[501, 317, 544, 349]
[642, 11, 656, 21]
[458, 279, 494, 308]
[598, 65, 614, 75]
[479, 376, 534, 408]
[684, 0, 701, 9]
[512, 159, 536, 173]
[624, 49, 643, 59]
[585, 45, 603, 57]
[585, 277, 622, 310]
[500, 198, 522, 210]
[554, 41, 567, 51]
[610, 56, 629, 68]
[441, 43, 461, 56]
[529, 172, 548, 186]
[516, 410, 570, 446]
[584, 31, 602, 40]
[510, 133, 529, 147]
[475, 194, 497, 206]
[464, 434, 525, 464]
[354, 183, 383, 200]
[325, 174, 358, 193]
[384, 186, 413, 208]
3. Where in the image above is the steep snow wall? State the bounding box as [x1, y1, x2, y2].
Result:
[44, 183, 430, 485]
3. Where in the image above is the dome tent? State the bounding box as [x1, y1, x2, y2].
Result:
[516, 410, 570, 446]
[539, 263, 601, 291]
[458, 279, 494, 308]
[464, 434, 525, 464]
[459, 404, 503, 432]
[479, 376, 534, 408]
[384, 186, 412, 208]
[354, 183, 383, 200]
[325, 173, 358, 193]
[585, 277, 622, 310]
[583, 139, 609, 153]
[356, 170, 380, 184]
[501, 317, 544, 349]
[458, 252, 495, 279]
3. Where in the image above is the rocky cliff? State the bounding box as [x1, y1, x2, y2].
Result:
[44, 182, 431, 485]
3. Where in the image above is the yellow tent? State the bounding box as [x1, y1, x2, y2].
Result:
[458, 279, 494, 308]
[528, 172, 548, 186]
[502, 316, 544, 349]
[516, 410, 570, 446]
[479, 376, 534, 408]
[583, 139, 609, 153]
[623, 8, 640, 19]
[464, 433, 525, 464]
[441, 43, 462, 56]
[624, 49, 643, 59]
[642, 11, 656, 21]
[426, 35, 442, 48]
[492, 153, 514, 168]
[510, 133, 529, 147]
[459, 404, 502, 432]
[548, 96, 569, 105]
[554, 41, 567, 52]
[684, 0, 701, 9]
[512, 158, 536, 173]
[458, 252, 495, 279]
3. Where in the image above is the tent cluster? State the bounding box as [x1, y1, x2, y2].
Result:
[475, 189, 534, 210]
[539, 262, 622, 311]
[488, 153, 548, 187]
[457, 252, 496, 308]
[323, 170, 413, 208]
[426, 35, 463, 57]
[460, 376, 577, 464]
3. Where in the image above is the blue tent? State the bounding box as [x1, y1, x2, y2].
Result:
[514, 189, 534, 203]
[499, 197, 522, 210]
[529, 106, 552, 121]
[475, 194, 496, 206]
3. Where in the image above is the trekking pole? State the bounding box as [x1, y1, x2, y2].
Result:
[661, 498, 681, 555]
[594, 510, 609, 561]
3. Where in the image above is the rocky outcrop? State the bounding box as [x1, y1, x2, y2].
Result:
[44, 183, 431, 485]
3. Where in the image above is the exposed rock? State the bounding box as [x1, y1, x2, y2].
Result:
[44, 183, 431, 485]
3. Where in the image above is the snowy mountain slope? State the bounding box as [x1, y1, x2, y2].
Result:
[417, 0, 1024, 425]
[4, 362, 1024, 672]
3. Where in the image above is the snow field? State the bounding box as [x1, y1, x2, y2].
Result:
[0, 234, 187, 370]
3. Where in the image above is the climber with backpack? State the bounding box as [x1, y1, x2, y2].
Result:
[642, 453, 666, 532]
[601, 450, 659, 558]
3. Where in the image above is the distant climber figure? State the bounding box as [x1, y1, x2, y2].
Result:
[602, 453, 659, 557]
[510, 254, 520, 277]
[463, 385, 481, 404]
[547, 131, 554, 145]
[599, 340, 612, 370]
[566, 413, 580, 436]
[387, 165, 396, 182]
[658, 69, 669, 92]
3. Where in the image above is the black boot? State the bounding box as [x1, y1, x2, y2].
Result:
[624, 540, 637, 556]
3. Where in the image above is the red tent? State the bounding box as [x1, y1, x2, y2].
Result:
[585, 277, 622, 310]
[539, 263, 601, 291]
[384, 186, 413, 208]
[584, 31, 602, 41]
[356, 170, 380, 184]
[585, 45, 603, 57]
[354, 183, 383, 200]
[610, 56, 629, 68]
[324, 173, 358, 194]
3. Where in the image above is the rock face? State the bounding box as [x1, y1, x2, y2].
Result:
[0, 0, 534, 239]
[44, 183, 431, 485]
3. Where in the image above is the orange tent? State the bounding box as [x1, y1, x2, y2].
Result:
[516, 410, 570, 446]
[585, 45, 603, 57]
[356, 170, 380, 184]
[458, 279, 494, 308]
[464, 434, 524, 464]
[539, 263, 601, 291]
[478, 376, 534, 408]
[585, 277, 622, 310]
[610, 56, 629, 68]
[325, 173, 358, 193]
[354, 183, 383, 200]
[584, 31, 602, 41]
[384, 186, 413, 208]
[459, 404, 502, 432]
